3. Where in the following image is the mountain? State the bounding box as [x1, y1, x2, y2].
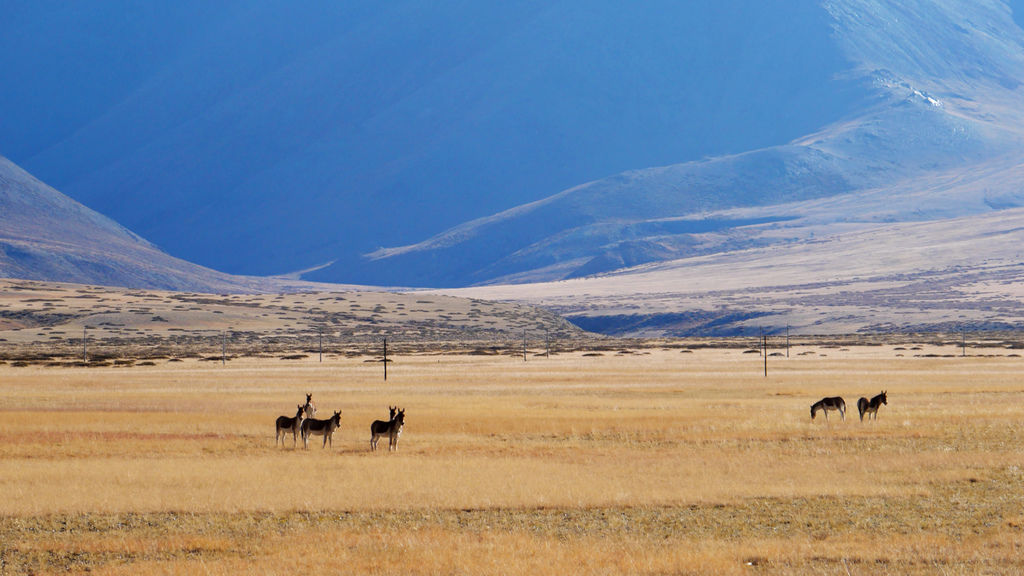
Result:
[0, 1, 870, 281]
[5, 0, 1024, 311]
[0, 155, 594, 344]
[0, 155, 268, 292]
[412, 0, 1024, 335]
[356, 0, 1024, 287]
[437, 203, 1024, 335]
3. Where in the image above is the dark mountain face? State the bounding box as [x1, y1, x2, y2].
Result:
[1, 1, 869, 283]
[0, 155, 265, 292]
[339, 0, 1024, 287]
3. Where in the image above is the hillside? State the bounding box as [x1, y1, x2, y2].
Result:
[0, 156, 258, 292]
[357, 0, 1024, 287]
[440, 206, 1024, 335]
[5, 1, 1024, 338]
[0, 278, 588, 362]
[1, 2, 870, 281]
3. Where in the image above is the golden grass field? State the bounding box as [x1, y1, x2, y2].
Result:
[1, 343, 1023, 575]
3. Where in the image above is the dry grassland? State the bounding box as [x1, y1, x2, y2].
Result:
[0, 278, 584, 358]
[1, 345, 1023, 574]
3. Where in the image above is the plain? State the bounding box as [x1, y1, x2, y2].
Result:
[1, 345, 1023, 574]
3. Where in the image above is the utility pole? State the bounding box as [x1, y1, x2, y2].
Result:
[82, 326, 88, 363]
[523, 330, 527, 362]
[383, 337, 388, 381]
[763, 334, 768, 378]
[962, 327, 966, 357]
[786, 324, 790, 358]
[319, 327, 323, 363]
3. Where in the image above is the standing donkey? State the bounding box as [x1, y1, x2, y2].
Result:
[811, 396, 846, 422]
[857, 391, 887, 421]
[302, 393, 317, 419]
[370, 407, 405, 452]
[301, 410, 342, 449]
[275, 404, 306, 448]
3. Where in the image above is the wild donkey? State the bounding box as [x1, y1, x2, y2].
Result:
[275, 404, 305, 448]
[301, 410, 342, 449]
[857, 391, 887, 421]
[370, 407, 405, 452]
[811, 396, 846, 422]
[302, 393, 317, 419]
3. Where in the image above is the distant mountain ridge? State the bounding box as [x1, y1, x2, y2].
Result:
[5, 0, 1024, 305]
[346, 0, 1024, 287]
[1, 1, 871, 282]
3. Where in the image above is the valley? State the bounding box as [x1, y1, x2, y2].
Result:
[5, 2, 1024, 574]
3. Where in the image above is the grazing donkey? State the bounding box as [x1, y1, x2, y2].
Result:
[857, 391, 887, 421]
[370, 407, 405, 452]
[811, 397, 846, 422]
[302, 393, 317, 419]
[275, 404, 306, 448]
[301, 410, 342, 449]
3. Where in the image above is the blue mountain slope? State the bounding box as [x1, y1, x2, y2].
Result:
[342, 0, 1024, 286]
[1, 1, 869, 282]
[0, 155, 260, 291]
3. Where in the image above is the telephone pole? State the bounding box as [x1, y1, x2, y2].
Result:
[763, 334, 768, 378]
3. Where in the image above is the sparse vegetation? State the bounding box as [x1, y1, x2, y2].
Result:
[1, 343, 1023, 574]
[2, 280, 1024, 573]
[0, 279, 593, 365]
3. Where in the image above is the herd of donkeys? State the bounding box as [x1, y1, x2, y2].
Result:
[273, 390, 887, 452]
[275, 393, 406, 451]
[811, 390, 887, 422]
